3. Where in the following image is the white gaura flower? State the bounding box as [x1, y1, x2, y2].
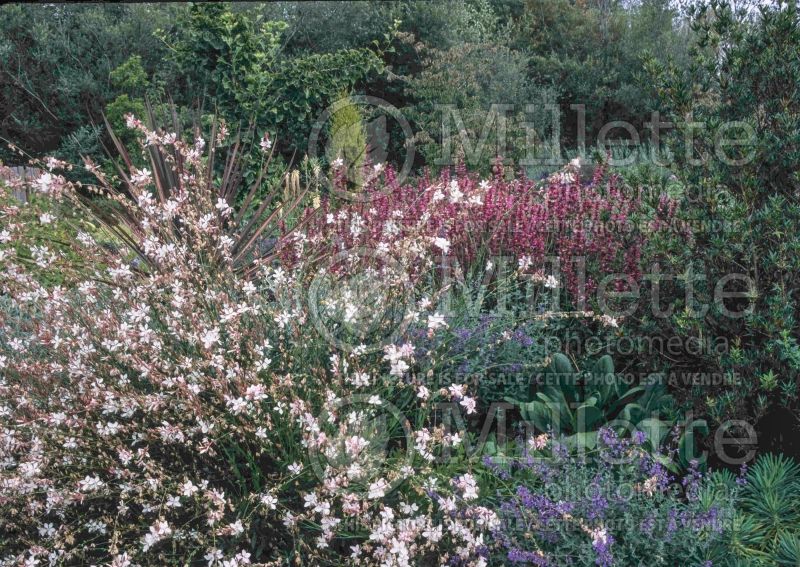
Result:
[215, 198, 232, 216]
[368, 478, 389, 499]
[282, 512, 297, 528]
[468, 193, 483, 206]
[259, 133, 272, 152]
[110, 553, 132, 567]
[130, 167, 152, 186]
[448, 179, 464, 203]
[205, 548, 223, 566]
[642, 475, 659, 496]
[343, 303, 359, 324]
[349, 371, 370, 387]
[227, 520, 244, 535]
[544, 275, 559, 289]
[39, 212, 54, 225]
[200, 327, 220, 349]
[388, 358, 409, 377]
[274, 311, 291, 328]
[78, 475, 104, 492]
[433, 237, 450, 255]
[427, 312, 448, 331]
[528, 433, 549, 451]
[141, 520, 172, 552]
[345, 435, 369, 457]
[448, 384, 466, 399]
[590, 526, 609, 546]
[422, 524, 443, 543]
[36, 172, 54, 193]
[459, 396, 477, 415]
[96, 421, 121, 437]
[600, 314, 619, 328]
[181, 480, 199, 497]
[303, 492, 318, 509]
[260, 493, 278, 510]
[453, 473, 479, 501]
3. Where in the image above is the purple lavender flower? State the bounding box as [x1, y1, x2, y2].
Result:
[736, 463, 749, 486]
[586, 481, 609, 521]
[507, 548, 550, 565]
[591, 528, 614, 567]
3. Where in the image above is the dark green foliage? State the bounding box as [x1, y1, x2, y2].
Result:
[642, 1, 800, 426]
[0, 4, 177, 159]
[265, 1, 499, 55]
[508, 0, 691, 145]
[165, 3, 383, 158]
[409, 42, 557, 173]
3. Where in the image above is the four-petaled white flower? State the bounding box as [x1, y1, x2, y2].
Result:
[433, 237, 450, 255]
[427, 312, 448, 331]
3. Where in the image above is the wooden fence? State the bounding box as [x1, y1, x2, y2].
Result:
[0, 165, 42, 203]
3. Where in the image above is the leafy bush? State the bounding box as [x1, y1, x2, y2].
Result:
[165, 3, 383, 158]
[642, 0, 800, 427]
[508, 0, 691, 144]
[327, 91, 368, 188]
[0, 4, 176, 161]
[408, 42, 558, 174]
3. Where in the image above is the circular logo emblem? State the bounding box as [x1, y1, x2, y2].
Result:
[307, 95, 415, 202]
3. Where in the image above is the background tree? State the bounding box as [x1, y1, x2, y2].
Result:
[643, 0, 800, 446]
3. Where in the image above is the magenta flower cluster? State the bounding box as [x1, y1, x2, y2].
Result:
[285, 159, 677, 302]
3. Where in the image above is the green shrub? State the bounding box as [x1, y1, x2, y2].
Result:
[165, 3, 382, 157]
[641, 0, 800, 427]
[326, 91, 367, 187]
